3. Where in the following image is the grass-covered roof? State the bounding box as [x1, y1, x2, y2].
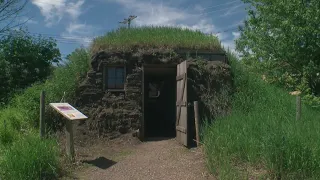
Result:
[90, 26, 223, 53]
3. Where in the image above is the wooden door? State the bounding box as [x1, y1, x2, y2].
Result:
[139, 65, 145, 141]
[176, 61, 188, 146]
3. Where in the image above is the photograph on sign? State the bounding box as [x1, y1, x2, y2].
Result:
[50, 103, 88, 120]
[57, 106, 74, 111]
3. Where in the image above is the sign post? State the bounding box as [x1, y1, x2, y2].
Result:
[49, 103, 88, 162]
[40, 91, 45, 138]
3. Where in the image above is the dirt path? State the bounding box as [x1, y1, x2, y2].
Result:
[62, 135, 214, 180]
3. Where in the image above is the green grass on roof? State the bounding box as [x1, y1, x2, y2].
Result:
[90, 26, 223, 53]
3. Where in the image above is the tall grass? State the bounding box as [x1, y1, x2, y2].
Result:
[0, 47, 90, 179]
[91, 26, 222, 53]
[203, 52, 320, 179]
[0, 134, 60, 180]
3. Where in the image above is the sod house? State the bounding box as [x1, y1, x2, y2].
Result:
[76, 27, 232, 147]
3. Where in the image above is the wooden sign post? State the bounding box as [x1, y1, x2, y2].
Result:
[40, 91, 45, 138]
[49, 103, 88, 162]
[65, 119, 75, 161]
[296, 95, 301, 121]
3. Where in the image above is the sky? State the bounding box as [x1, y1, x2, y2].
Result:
[20, 0, 248, 58]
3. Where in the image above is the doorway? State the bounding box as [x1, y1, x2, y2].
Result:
[142, 65, 177, 139]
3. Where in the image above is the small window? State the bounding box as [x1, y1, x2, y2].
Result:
[104, 66, 126, 90]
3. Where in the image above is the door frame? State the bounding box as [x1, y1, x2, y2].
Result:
[139, 65, 145, 141]
[140, 64, 177, 141]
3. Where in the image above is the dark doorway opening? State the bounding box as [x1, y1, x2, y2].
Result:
[143, 65, 176, 139]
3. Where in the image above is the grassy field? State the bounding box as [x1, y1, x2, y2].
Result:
[90, 26, 223, 53]
[202, 51, 320, 179]
[0, 48, 90, 180]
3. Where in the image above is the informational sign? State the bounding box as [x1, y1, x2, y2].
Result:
[49, 103, 88, 120]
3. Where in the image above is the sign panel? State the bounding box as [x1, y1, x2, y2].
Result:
[49, 103, 88, 120]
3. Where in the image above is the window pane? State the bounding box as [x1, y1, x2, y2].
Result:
[108, 67, 116, 78]
[115, 78, 124, 89]
[108, 78, 116, 89]
[116, 68, 124, 78]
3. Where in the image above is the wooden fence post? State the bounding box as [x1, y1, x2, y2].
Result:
[296, 95, 301, 121]
[40, 90, 45, 138]
[194, 101, 200, 147]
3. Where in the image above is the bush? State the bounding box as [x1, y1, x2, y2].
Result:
[203, 51, 320, 179]
[0, 134, 60, 180]
[4, 48, 90, 130]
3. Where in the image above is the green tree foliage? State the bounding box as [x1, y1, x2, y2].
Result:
[0, 28, 61, 105]
[236, 0, 320, 107]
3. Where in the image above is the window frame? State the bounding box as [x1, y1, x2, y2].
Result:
[103, 65, 126, 92]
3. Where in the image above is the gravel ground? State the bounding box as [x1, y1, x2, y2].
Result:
[69, 137, 215, 180]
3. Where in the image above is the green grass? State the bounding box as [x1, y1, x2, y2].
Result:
[91, 26, 222, 53]
[0, 133, 60, 180]
[202, 51, 320, 179]
[0, 47, 90, 179]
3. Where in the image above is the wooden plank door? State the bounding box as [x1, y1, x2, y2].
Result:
[139, 65, 145, 141]
[176, 61, 188, 146]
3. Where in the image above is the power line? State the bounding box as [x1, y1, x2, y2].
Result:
[194, 4, 245, 17]
[119, 15, 137, 29]
[198, 0, 242, 11]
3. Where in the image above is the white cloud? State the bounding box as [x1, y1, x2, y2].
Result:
[220, 4, 244, 17]
[61, 22, 100, 46]
[221, 32, 241, 55]
[216, 32, 229, 41]
[65, 0, 85, 20]
[31, 0, 85, 26]
[32, 0, 99, 46]
[232, 31, 240, 39]
[31, 0, 66, 26]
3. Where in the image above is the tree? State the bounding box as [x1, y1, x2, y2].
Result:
[0, 0, 28, 33]
[0, 28, 61, 105]
[236, 0, 320, 107]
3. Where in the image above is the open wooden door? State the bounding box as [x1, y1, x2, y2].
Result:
[139, 65, 145, 141]
[176, 61, 188, 146]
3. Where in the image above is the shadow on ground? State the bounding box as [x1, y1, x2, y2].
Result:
[82, 157, 117, 169]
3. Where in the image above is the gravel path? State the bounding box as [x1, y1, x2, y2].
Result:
[72, 138, 215, 180]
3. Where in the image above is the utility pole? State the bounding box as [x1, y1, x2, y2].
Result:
[119, 15, 137, 29]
